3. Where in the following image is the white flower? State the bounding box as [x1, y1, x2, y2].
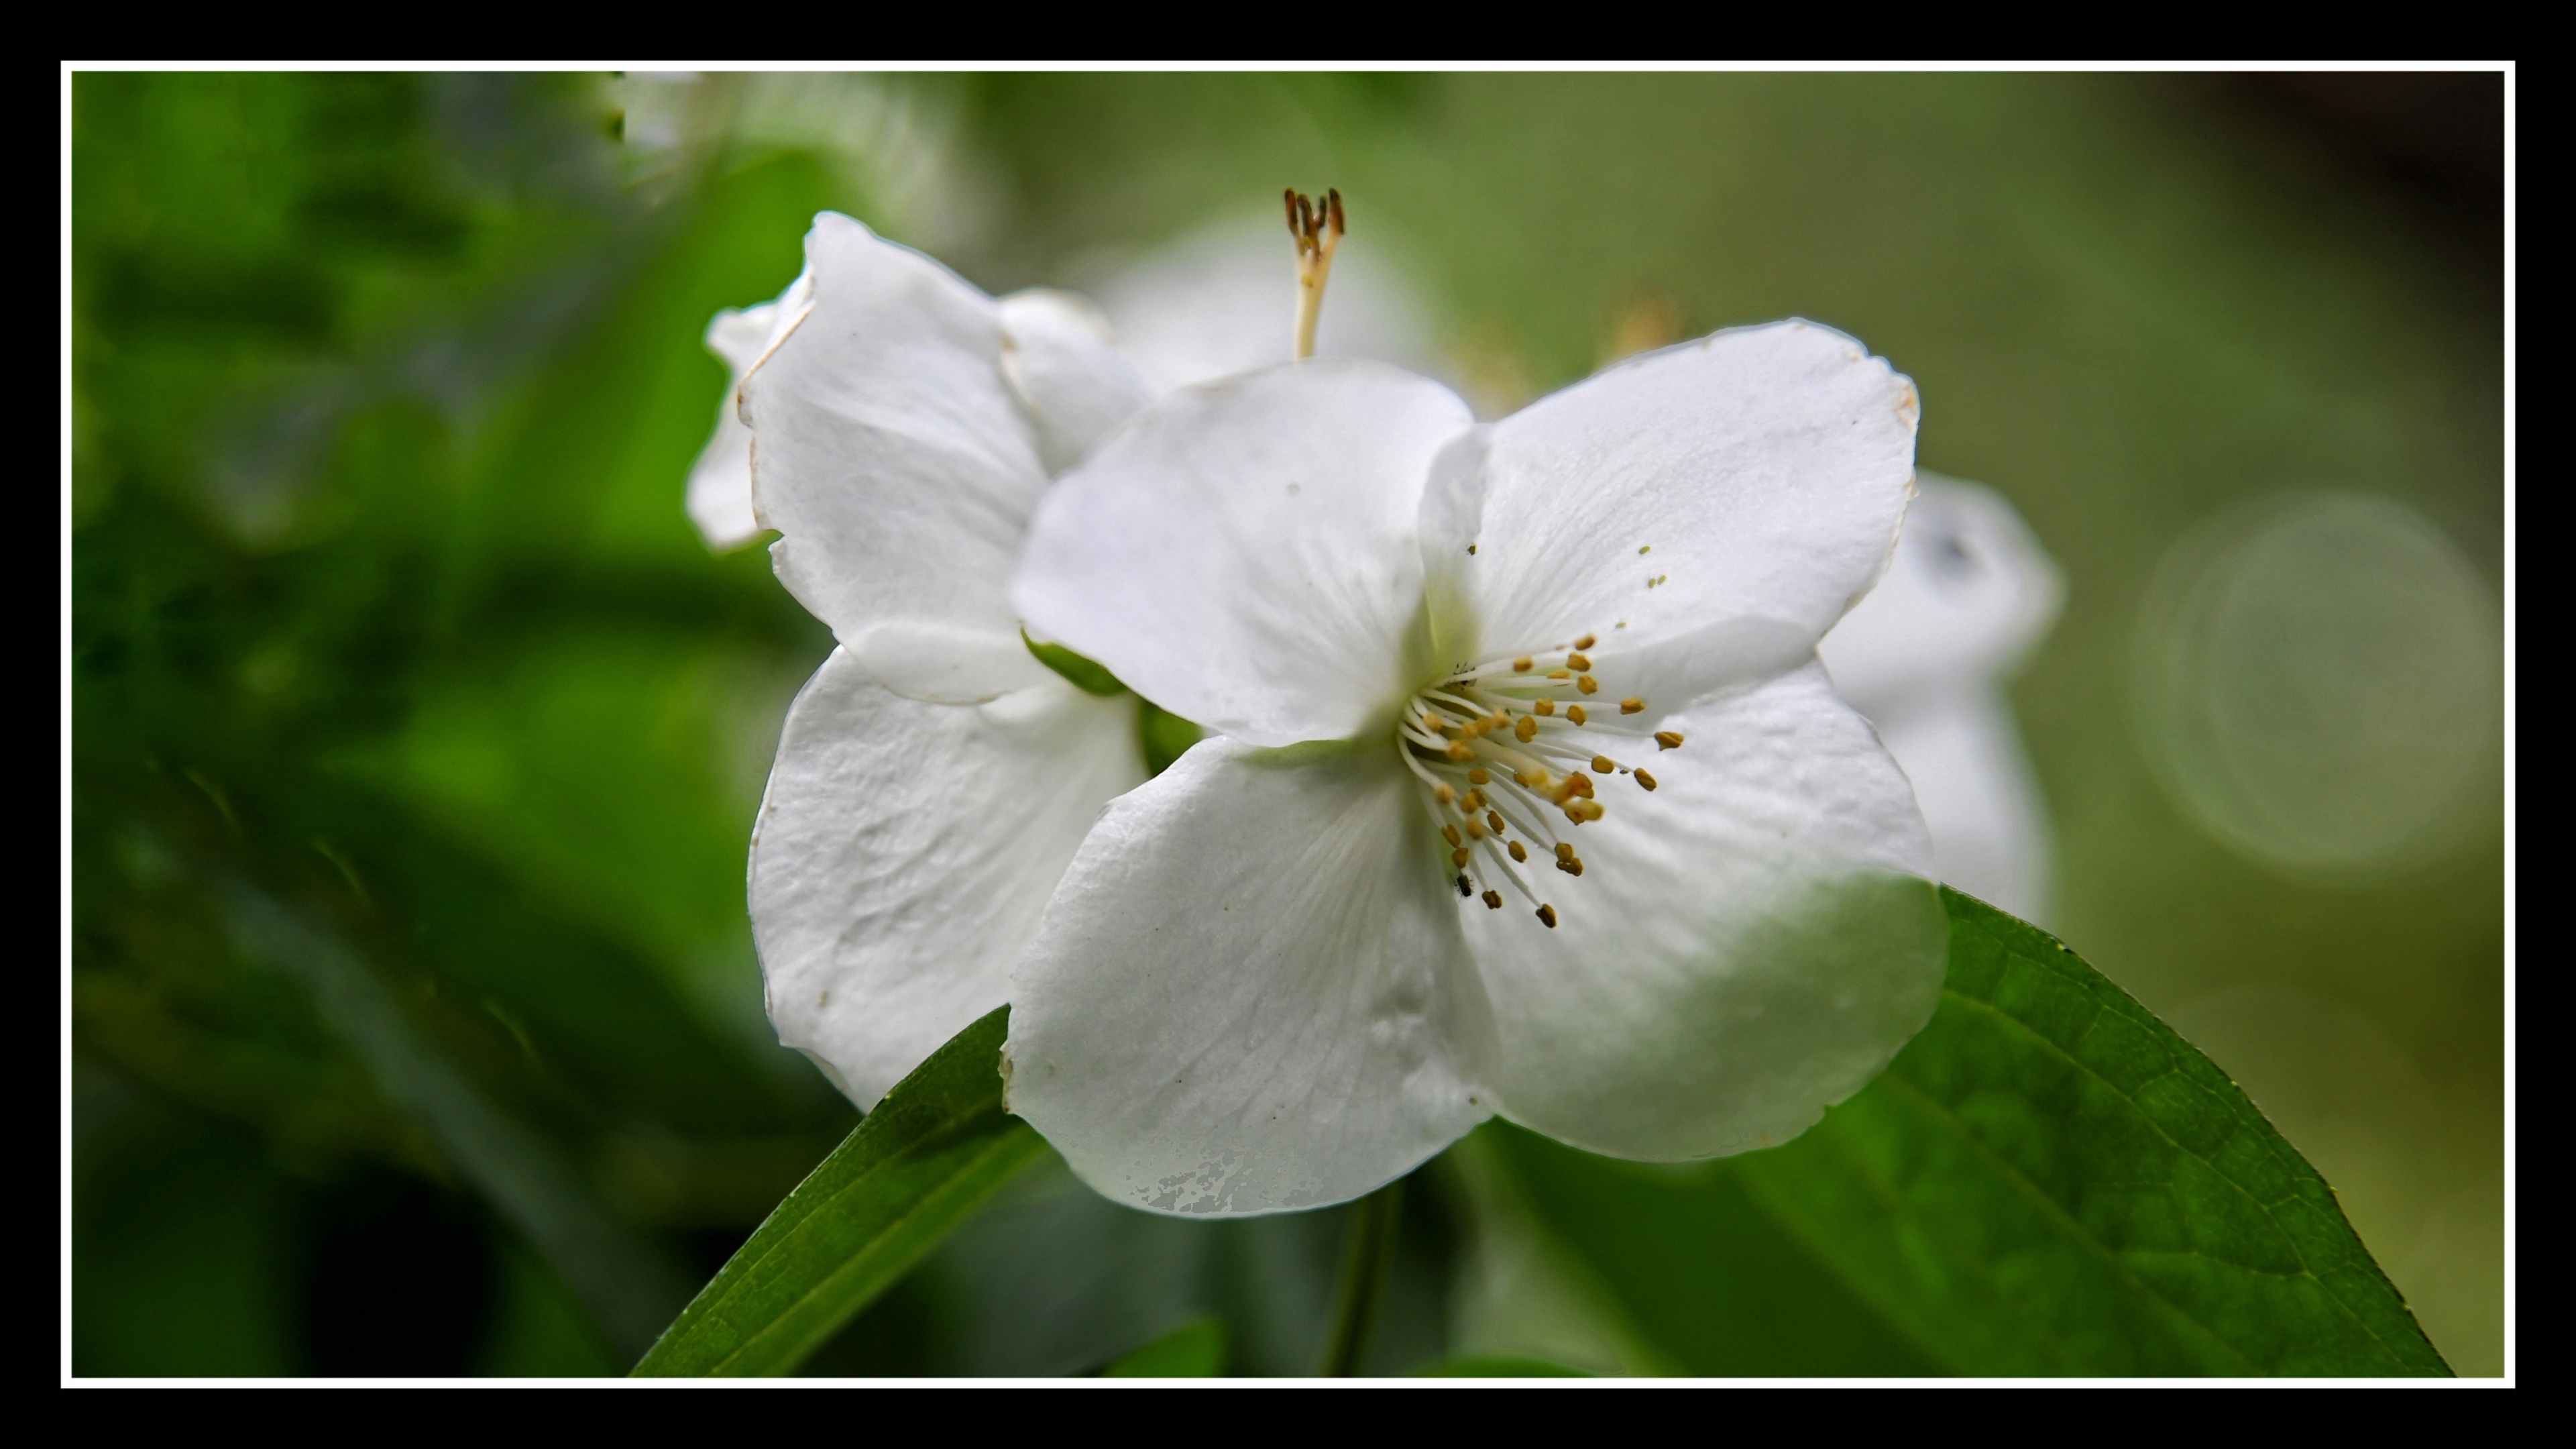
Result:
[1817, 474, 2063, 920]
[685, 278, 811, 551]
[736, 213, 1162, 1106]
[1003, 323, 1950, 1216]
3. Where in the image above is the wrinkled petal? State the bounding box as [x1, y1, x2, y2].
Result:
[846, 619, 1054, 705]
[1817, 473, 2062, 716]
[742, 213, 1048, 647]
[753, 647, 1144, 1106]
[1014, 361, 1473, 747]
[997, 289, 1158, 474]
[1421, 321, 1919, 710]
[1464, 661, 1946, 1161]
[1005, 737, 1497, 1215]
[1869, 686, 2055, 922]
[683, 279, 810, 551]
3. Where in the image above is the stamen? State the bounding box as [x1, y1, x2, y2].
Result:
[1566, 653, 1591, 671]
[1508, 841, 1528, 862]
[1591, 755, 1614, 773]
[1536, 904, 1558, 928]
[1534, 699, 1555, 717]
[1620, 697, 1645, 714]
[1442, 824, 1462, 848]
[1573, 634, 1596, 650]
[1466, 767, 1490, 785]
[1577, 675, 1599, 694]
[1634, 769, 1657, 791]
[1514, 715, 1538, 742]
[1452, 847, 1472, 867]
[1488, 811, 1506, 835]
[1482, 890, 1504, 910]
[1655, 731, 1685, 751]
[1512, 656, 1533, 672]
[1567, 705, 1588, 725]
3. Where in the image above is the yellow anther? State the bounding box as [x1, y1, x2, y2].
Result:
[1512, 655, 1534, 672]
[1635, 769, 1657, 791]
[1433, 782, 1455, 804]
[1514, 715, 1538, 743]
[1447, 742, 1475, 761]
[1466, 818, 1488, 841]
[1534, 698, 1556, 717]
[1620, 697, 1645, 714]
[1452, 847, 1473, 866]
[1567, 773, 1595, 799]
[1516, 767, 1547, 788]
[1442, 824, 1463, 848]
[1655, 731, 1685, 751]
[1488, 810, 1506, 835]
[1546, 669, 1571, 680]
[1554, 842, 1575, 861]
[1482, 890, 1504, 910]
[1463, 790, 1486, 811]
[1467, 767, 1490, 785]
[1574, 634, 1597, 650]
[1557, 856, 1584, 877]
[1567, 704, 1588, 725]
[1508, 841, 1528, 863]
[1536, 904, 1558, 928]
[1591, 755, 1614, 773]
[1566, 653, 1591, 671]
[1575, 798, 1606, 822]
[1577, 675, 1600, 694]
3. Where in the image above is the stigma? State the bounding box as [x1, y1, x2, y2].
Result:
[1396, 632, 1682, 928]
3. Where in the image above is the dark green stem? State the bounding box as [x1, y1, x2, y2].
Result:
[1317, 1180, 1404, 1377]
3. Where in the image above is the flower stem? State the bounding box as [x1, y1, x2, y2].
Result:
[1316, 1179, 1404, 1377]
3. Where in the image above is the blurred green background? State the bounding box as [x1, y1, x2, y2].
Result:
[69, 71, 2504, 1377]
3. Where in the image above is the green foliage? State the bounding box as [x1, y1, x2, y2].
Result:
[1139, 701, 1206, 777]
[632, 1009, 1046, 1377]
[1418, 1356, 1592, 1377]
[1023, 632, 1127, 696]
[1102, 1319, 1229, 1377]
[1489, 889, 2450, 1377]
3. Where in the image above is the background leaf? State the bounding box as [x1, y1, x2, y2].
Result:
[632, 1008, 1044, 1377]
[1101, 1318, 1229, 1377]
[1490, 888, 2451, 1376]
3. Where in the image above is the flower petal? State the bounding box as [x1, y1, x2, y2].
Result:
[1464, 661, 1946, 1161]
[997, 289, 1158, 474]
[683, 278, 810, 551]
[1867, 685, 2056, 922]
[1422, 321, 1919, 708]
[1005, 737, 1497, 1215]
[1014, 361, 1473, 747]
[752, 647, 1143, 1106]
[1817, 473, 2063, 716]
[742, 213, 1048, 647]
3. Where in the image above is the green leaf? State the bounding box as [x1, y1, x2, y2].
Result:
[1023, 632, 1127, 697]
[1416, 1355, 1593, 1377]
[1139, 700, 1205, 777]
[1493, 888, 2449, 1377]
[1101, 1319, 1229, 1377]
[631, 1007, 1043, 1376]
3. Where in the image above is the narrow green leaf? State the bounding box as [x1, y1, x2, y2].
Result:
[1496, 888, 2449, 1377]
[631, 1007, 1042, 1377]
[1416, 1355, 1593, 1377]
[1139, 700, 1205, 777]
[1101, 1319, 1229, 1377]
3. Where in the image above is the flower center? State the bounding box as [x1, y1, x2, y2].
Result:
[1396, 633, 1685, 929]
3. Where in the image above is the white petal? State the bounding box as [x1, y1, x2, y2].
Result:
[1868, 686, 2056, 922]
[996, 289, 1158, 474]
[1005, 738, 1497, 1215]
[1465, 662, 1946, 1161]
[742, 213, 1049, 647]
[845, 620, 1054, 704]
[1013, 361, 1473, 747]
[1422, 321, 1918, 708]
[752, 647, 1143, 1107]
[684, 292, 805, 551]
[1818, 473, 2063, 714]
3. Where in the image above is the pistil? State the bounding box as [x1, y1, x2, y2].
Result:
[1285, 187, 1345, 362]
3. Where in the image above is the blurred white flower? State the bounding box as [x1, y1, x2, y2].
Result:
[684, 281, 807, 551]
[1091, 215, 1441, 391]
[1004, 323, 1947, 1216]
[734, 213, 1160, 1106]
[1817, 475, 2062, 920]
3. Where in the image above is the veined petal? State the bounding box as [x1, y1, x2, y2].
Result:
[683, 278, 810, 551]
[752, 647, 1144, 1107]
[997, 289, 1158, 474]
[1005, 737, 1497, 1216]
[1423, 321, 1918, 707]
[1014, 361, 1473, 747]
[743, 213, 1049, 647]
[1465, 662, 1946, 1161]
